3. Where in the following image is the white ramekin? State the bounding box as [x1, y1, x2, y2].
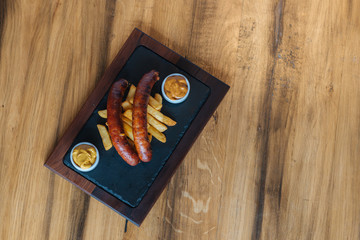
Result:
[70, 142, 99, 172]
[161, 73, 190, 104]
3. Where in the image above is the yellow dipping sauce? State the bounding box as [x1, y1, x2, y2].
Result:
[164, 75, 188, 100]
[72, 144, 97, 169]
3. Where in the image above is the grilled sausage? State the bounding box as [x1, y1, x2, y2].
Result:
[133, 70, 159, 162]
[107, 79, 140, 166]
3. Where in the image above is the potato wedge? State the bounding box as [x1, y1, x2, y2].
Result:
[148, 125, 166, 143]
[122, 114, 165, 143]
[147, 105, 176, 126]
[129, 96, 162, 111]
[121, 115, 132, 127]
[121, 101, 132, 112]
[127, 138, 135, 148]
[122, 113, 150, 128]
[123, 122, 134, 141]
[148, 134, 152, 143]
[123, 110, 133, 122]
[128, 85, 162, 110]
[123, 109, 167, 132]
[126, 85, 136, 101]
[149, 96, 162, 110]
[154, 93, 162, 104]
[98, 109, 107, 118]
[97, 124, 112, 150]
[147, 113, 167, 132]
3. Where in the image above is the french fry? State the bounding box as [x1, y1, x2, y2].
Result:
[154, 93, 162, 104]
[123, 109, 167, 132]
[148, 134, 152, 143]
[122, 113, 165, 143]
[147, 105, 176, 126]
[128, 85, 162, 110]
[98, 109, 107, 118]
[97, 124, 112, 150]
[123, 110, 133, 122]
[121, 115, 132, 127]
[121, 101, 132, 112]
[125, 90, 174, 126]
[129, 96, 162, 111]
[149, 96, 162, 110]
[122, 113, 150, 128]
[123, 122, 134, 141]
[148, 125, 166, 143]
[127, 138, 135, 148]
[147, 113, 167, 132]
[126, 85, 136, 101]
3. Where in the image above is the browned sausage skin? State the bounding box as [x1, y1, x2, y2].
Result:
[133, 70, 160, 162]
[107, 79, 140, 166]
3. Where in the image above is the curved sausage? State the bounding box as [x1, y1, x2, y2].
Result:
[107, 79, 140, 166]
[133, 70, 159, 162]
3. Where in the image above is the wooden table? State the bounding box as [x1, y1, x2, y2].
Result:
[1, 0, 359, 239]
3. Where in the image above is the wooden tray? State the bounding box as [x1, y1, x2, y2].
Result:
[44, 28, 229, 226]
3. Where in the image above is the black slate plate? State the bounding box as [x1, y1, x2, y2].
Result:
[63, 46, 210, 207]
[45, 28, 229, 226]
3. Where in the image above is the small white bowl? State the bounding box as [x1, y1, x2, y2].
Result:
[70, 142, 99, 172]
[161, 73, 190, 104]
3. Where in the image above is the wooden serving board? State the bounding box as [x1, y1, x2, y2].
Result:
[44, 28, 229, 226]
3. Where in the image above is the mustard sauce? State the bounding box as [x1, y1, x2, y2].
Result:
[72, 144, 97, 169]
[164, 76, 188, 100]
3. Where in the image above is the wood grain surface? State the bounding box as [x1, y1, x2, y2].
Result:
[0, 0, 359, 239]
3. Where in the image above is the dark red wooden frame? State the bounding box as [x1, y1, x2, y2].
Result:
[45, 28, 229, 226]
